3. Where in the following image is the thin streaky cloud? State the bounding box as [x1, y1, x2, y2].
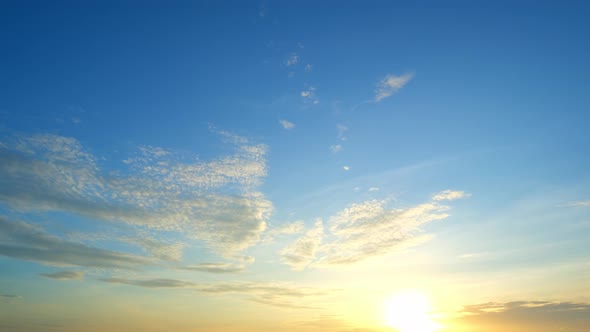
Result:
[177, 262, 245, 274]
[39, 270, 84, 280]
[432, 190, 470, 201]
[330, 144, 342, 153]
[562, 200, 590, 207]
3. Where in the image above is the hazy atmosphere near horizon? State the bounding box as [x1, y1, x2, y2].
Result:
[1, 1, 590, 331]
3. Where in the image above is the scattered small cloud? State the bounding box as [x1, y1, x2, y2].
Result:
[304, 64, 313, 72]
[301, 87, 319, 104]
[39, 270, 84, 280]
[368, 187, 380, 192]
[343, 166, 350, 171]
[374, 73, 414, 102]
[336, 124, 348, 141]
[458, 253, 483, 259]
[178, 262, 245, 274]
[330, 144, 342, 153]
[432, 190, 470, 201]
[285, 53, 299, 66]
[279, 119, 295, 130]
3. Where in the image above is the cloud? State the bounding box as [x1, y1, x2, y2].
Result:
[343, 166, 350, 171]
[280, 219, 323, 270]
[304, 64, 313, 72]
[432, 190, 470, 201]
[330, 144, 342, 153]
[195, 281, 331, 310]
[374, 73, 413, 102]
[563, 200, 590, 207]
[279, 119, 295, 130]
[262, 221, 305, 243]
[178, 262, 245, 274]
[99, 277, 331, 309]
[0, 294, 20, 299]
[301, 87, 319, 104]
[456, 301, 590, 332]
[0, 131, 272, 261]
[0, 216, 152, 269]
[39, 270, 84, 280]
[101, 277, 195, 288]
[281, 191, 467, 268]
[120, 236, 185, 261]
[368, 187, 380, 192]
[337, 124, 348, 141]
[285, 53, 299, 66]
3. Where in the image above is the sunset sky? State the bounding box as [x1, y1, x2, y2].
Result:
[1, 1, 590, 331]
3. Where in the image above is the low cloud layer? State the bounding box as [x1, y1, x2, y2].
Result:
[0, 216, 151, 269]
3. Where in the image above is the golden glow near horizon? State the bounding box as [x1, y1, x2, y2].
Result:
[383, 291, 441, 332]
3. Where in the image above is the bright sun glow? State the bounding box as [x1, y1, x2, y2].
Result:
[383, 291, 441, 332]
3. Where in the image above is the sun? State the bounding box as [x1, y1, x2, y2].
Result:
[383, 291, 441, 332]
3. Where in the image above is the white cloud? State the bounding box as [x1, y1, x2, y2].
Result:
[563, 200, 590, 207]
[368, 187, 380, 192]
[301, 86, 319, 104]
[343, 166, 350, 171]
[374, 73, 414, 102]
[305, 64, 313, 72]
[336, 124, 348, 141]
[285, 53, 299, 66]
[279, 119, 295, 130]
[432, 190, 470, 201]
[281, 192, 467, 268]
[280, 219, 323, 270]
[262, 221, 305, 244]
[330, 144, 342, 153]
[0, 131, 272, 263]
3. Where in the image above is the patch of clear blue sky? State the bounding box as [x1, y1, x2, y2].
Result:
[2, 1, 589, 227]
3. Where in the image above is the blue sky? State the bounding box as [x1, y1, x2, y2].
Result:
[1, 1, 590, 331]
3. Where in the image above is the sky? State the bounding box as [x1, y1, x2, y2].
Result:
[1, 1, 590, 331]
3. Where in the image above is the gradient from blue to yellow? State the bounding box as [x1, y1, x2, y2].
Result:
[1, 1, 590, 331]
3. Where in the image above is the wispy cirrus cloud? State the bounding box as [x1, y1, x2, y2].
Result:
[39, 270, 84, 280]
[0, 216, 151, 269]
[0, 131, 272, 263]
[280, 191, 467, 269]
[374, 73, 413, 102]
